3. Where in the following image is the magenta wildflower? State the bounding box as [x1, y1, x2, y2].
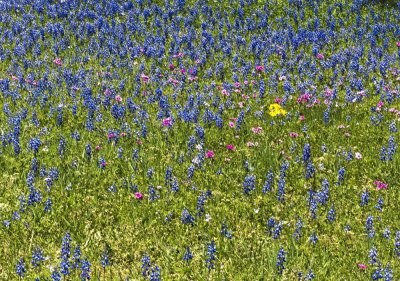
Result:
[251, 127, 263, 134]
[162, 118, 172, 127]
[255, 65, 264, 72]
[373, 181, 388, 190]
[141, 74, 149, 83]
[226, 144, 235, 151]
[134, 192, 143, 200]
[205, 150, 215, 158]
[316, 53, 324, 60]
[358, 263, 367, 270]
[53, 58, 62, 66]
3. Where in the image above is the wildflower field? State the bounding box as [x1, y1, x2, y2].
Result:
[0, 0, 399, 280]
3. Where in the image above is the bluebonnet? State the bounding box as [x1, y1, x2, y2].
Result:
[181, 208, 195, 225]
[12, 211, 20, 221]
[44, 198, 52, 213]
[72, 246, 81, 269]
[141, 254, 152, 277]
[51, 270, 62, 281]
[61, 233, 71, 259]
[371, 266, 384, 280]
[221, 223, 233, 239]
[165, 166, 173, 187]
[293, 219, 303, 241]
[148, 185, 160, 202]
[100, 247, 110, 269]
[149, 265, 161, 281]
[31, 246, 45, 268]
[273, 222, 283, 240]
[309, 232, 318, 245]
[369, 246, 378, 265]
[28, 137, 41, 154]
[327, 205, 335, 223]
[336, 167, 345, 186]
[146, 168, 154, 179]
[267, 217, 276, 235]
[85, 144, 92, 160]
[277, 161, 289, 202]
[382, 227, 391, 240]
[58, 137, 67, 156]
[276, 247, 286, 275]
[383, 264, 393, 281]
[196, 190, 211, 216]
[81, 259, 91, 281]
[183, 246, 193, 262]
[205, 240, 216, 270]
[304, 269, 315, 280]
[360, 190, 369, 206]
[170, 178, 179, 193]
[187, 165, 195, 179]
[262, 169, 274, 193]
[16, 258, 26, 278]
[243, 174, 256, 195]
[375, 197, 384, 211]
[394, 231, 400, 258]
[366, 215, 375, 238]
[308, 189, 318, 220]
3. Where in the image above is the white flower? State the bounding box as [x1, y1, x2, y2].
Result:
[205, 214, 211, 222]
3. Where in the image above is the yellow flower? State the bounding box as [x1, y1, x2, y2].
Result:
[268, 103, 287, 117]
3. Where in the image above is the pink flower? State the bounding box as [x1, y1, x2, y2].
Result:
[373, 181, 388, 190]
[289, 132, 299, 138]
[205, 150, 215, 158]
[221, 89, 230, 96]
[95, 145, 101, 151]
[238, 102, 244, 108]
[397, 42, 400, 47]
[169, 64, 175, 70]
[137, 139, 143, 145]
[162, 118, 172, 127]
[247, 141, 255, 147]
[234, 82, 241, 88]
[377, 101, 384, 108]
[316, 53, 324, 60]
[108, 133, 117, 139]
[104, 88, 112, 96]
[299, 115, 305, 121]
[115, 95, 122, 102]
[141, 73, 149, 83]
[53, 58, 62, 66]
[180, 68, 186, 74]
[226, 144, 235, 151]
[251, 127, 263, 134]
[255, 65, 264, 72]
[355, 152, 362, 159]
[358, 264, 367, 270]
[134, 192, 143, 200]
[229, 121, 235, 128]
[275, 97, 283, 104]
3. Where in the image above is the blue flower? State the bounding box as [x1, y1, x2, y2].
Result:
[16, 258, 26, 278]
[183, 246, 193, 262]
[276, 247, 286, 275]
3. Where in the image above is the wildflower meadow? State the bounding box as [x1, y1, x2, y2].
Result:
[0, 0, 399, 280]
